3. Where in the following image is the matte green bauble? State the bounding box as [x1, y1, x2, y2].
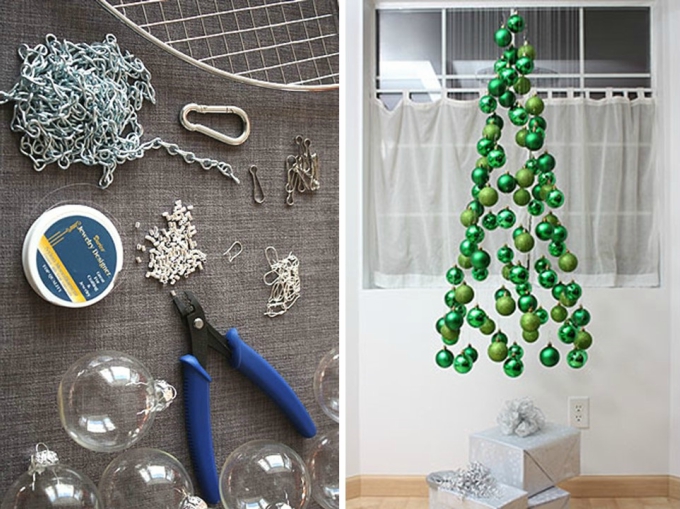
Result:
[486, 114, 504, 129]
[509, 265, 529, 284]
[444, 310, 465, 331]
[549, 241, 567, 257]
[499, 90, 517, 108]
[513, 188, 531, 206]
[547, 189, 565, 208]
[540, 344, 560, 367]
[516, 56, 535, 75]
[560, 293, 578, 309]
[471, 249, 492, 269]
[522, 329, 539, 343]
[507, 13, 525, 33]
[535, 257, 551, 273]
[480, 318, 496, 335]
[464, 344, 479, 362]
[497, 173, 517, 193]
[525, 95, 545, 115]
[515, 282, 532, 296]
[565, 282, 582, 301]
[436, 348, 454, 368]
[493, 330, 509, 344]
[478, 186, 499, 207]
[440, 323, 460, 343]
[471, 185, 481, 198]
[536, 307, 549, 324]
[488, 148, 507, 168]
[509, 343, 524, 359]
[454, 283, 474, 304]
[539, 184, 553, 201]
[477, 138, 495, 156]
[509, 107, 529, 126]
[459, 239, 477, 257]
[482, 213, 498, 230]
[544, 212, 560, 226]
[460, 208, 478, 227]
[502, 263, 513, 280]
[551, 283, 566, 300]
[446, 266, 465, 285]
[488, 341, 509, 362]
[515, 168, 535, 188]
[466, 225, 486, 244]
[535, 221, 554, 241]
[467, 306, 487, 328]
[445, 289, 456, 308]
[529, 117, 547, 131]
[472, 167, 490, 186]
[539, 172, 555, 186]
[518, 294, 538, 313]
[514, 232, 535, 253]
[528, 199, 545, 217]
[468, 200, 485, 216]
[571, 307, 591, 327]
[520, 312, 540, 332]
[503, 46, 518, 64]
[514, 76, 531, 95]
[558, 323, 578, 344]
[496, 295, 516, 316]
[495, 27, 512, 47]
[494, 286, 511, 300]
[552, 225, 568, 243]
[515, 129, 528, 147]
[454, 354, 474, 373]
[483, 123, 501, 141]
[567, 349, 588, 369]
[472, 267, 489, 282]
[518, 42, 536, 60]
[538, 152, 556, 172]
[559, 252, 578, 272]
[551, 304, 568, 322]
[503, 357, 524, 378]
[494, 59, 508, 74]
[512, 226, 526, 240]
[497, 208, 516, 229]
[458, 254, 472, 269]
[479, 95, 498, 114]
[488, 77, 507, 97]
[575, 329, 592, 350]
[538, 269, 558, 289]
[525, 131, 544, 151]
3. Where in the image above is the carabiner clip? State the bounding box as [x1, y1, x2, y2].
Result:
[180, 103, 251, 146]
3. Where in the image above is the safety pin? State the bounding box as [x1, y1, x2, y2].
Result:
[180, 103, 251, 146]
[222, 241, 243, 262]
[249, 165, 265, 204]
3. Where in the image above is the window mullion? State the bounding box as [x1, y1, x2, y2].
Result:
[579, 7, 585, 91]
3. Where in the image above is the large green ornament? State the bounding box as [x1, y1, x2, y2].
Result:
[460, 208, 478, 227]
[514, 76, 531, 95]
[466, 225, 486, 243]
[488, 342, 508, 362]
[516, 56, 535, 75]
[499, 90, 517, 108]
[559, 252, 578, 272]
[446, 266, 464, 285]
[458, 254, 472, 269]
[520, 312, 540, 332]
[540, 344, 560, 367]
[497, 245, 514, 263]
[504, 358, 524, 378]
[525, 95, 545, 115]
[497, 173, 517, 193]
[454, 354, 474, 373]
[525, 130, 544, 150]
[513, 189, 531, 206]
[571, 307, 591, 327]
[567, 349, 588, 369]
[444, 310, 465, 331]
[488, 77, 507, 97]
[477, 138, 494, 156]
[551, 304, 568, 323]
[535, 257, 551, 273]
[575, 329, 592, 350]
[515, 168, 534, 188]
[538, 152, 556, 172]
[514, 232, 535, 252]
[500, 68, 519, 87]
[488, 148, 507, 168]
[459, 239, 477, 257]
[509, 265, 529, 284]
[455, 283, 474, 304]
[518, 294, 538, 312]
[558, 323, 578, 344]
[496, 295, 516, 316]
[471, 249, 492, 269]
[482, 213, 498, 230]
[436, 348, 454, 368]
[518, 42, 536, 60]
[478, 187, 498, 207]
[498, 208, 517, 228]
[535, 221, 554, 241]
[547, 189, 565, 208]
[472, 167, 490, 187]
[509, 107, 528, 126]
[495, 27, 512, 47]
[507, 13, 525, 33]
[479, 95, 498, 114]
[464, 344, 479, 362]
[467, 306, 487, 328]
[538, 269, 558, 289]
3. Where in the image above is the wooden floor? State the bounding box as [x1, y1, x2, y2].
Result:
[347, 497, 680, 509]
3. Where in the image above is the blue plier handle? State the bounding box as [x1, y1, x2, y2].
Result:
[172, 291, 317, 504]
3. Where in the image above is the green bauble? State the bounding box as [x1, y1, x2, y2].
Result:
[454, 354, 474, 374]
[567, 349, 588, 369]
[467, 306, 487, 328]
[552, 283, 566, 300]
[472, 167, 490, 186]
[525, 131, 544, 151]
[539, 184, 553, 201]
[494, 59, 508, 74]
[522, 329, 539, 343]
[514, 76, 531, 95]
[446, 266, 465, 285]
[514, 232, 535, 253]
[575, 329, 593, 350]
[471, 185, 481, 198]
[525, 95, 545, 115]
[486, 114, 505, 129]
[558, 323, 578, 344]
[478, 186, 499, 207]
[513, 189, 531, 206]
[515, 129, 528, 147]
[507, 13, 525, 33]
[488, 341, 509, 362]
[515, 168, 535, 188]
[538, 152, 556, 172]
[440, 324, 460, 343]
[531, 184, 543, 201]
[516, 56, 535, 75]
[496, 295, 516, 316]
[479, 95, 498, 114]
[471, 249, 492, 270]
[544, 213, 560, 226]
[466, 225, 486, 244]
[571, 307, 591, 327]
[502, 263, 513, 280]
[463, 344, 479, 362]
[509, 107, 529, 126]
[497, 173, 517, 193]
[459, 239, 477, 257]
[499, 90, 517, 108]
[503, 46, 518, 64]
[436, 317, 447, 334]
[565, 282, 582, 301]
[509, 265, 529, 285]
[525, 158, 539, 173]
[540, 344, 560, 367]
[488, 77, 507, 97]
[454, 283, 474, 304]
[538, 269, 558, 289]
[552, 225, 568, 243]
[503, 357, 524, 378]
[497, 208, 516, 229]
[482, 213, 498, 230]
[535, 257, 551, 273]
[559, 252, 578, 272]
[477, 138, 494, 156]
[495, 27, 512, 47]
[468, 200, 485, 216]
[473, 267, 488, 281]
[512, 226, 526, 240]
[547, 189, 565, 208]
[520, 312, 540, 332]
[551, 304, 568, 323]
[530, 117, 547, 131]
[476, 156, 491, 169]
[518, 42, 536, 60]
[460, 208, 478, 227]
[509, 343, 524, 359]
[454, 303, 467, 315]
[458, 254, 472, 269]
[539, 172, 555, 186]
[492, 331, 509, 344]
[483, 123, 502, 141]
[494, 286, 511, 300]
[515, 282, 533, 296]
[535, 221, 554, 241]
[488, 148, 507, 169]
[436, 348, 454, 368]
[518, 294, 538, 313]
[528, 200, 545, 217]
[444, 289, 456, 308]
[444, 310, 465, 331]
[549, 241, 566, 257]
[536, 307, 549, 324]
[480, 318, 496, 335]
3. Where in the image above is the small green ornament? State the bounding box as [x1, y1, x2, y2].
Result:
[525, 130, 544, 151]
[559, 293, 578, 308]
[567, 349, 588, 369]
[436, 317, 447, 334]
[503, 357, 524, 378]
[531, 185, 543, 201]
[507, 13, 525, 33]
[463, 344, 479, 362]
[468, 200, 485, 216]
[482, 123, 502, 141]
[514, 76, 531, 95]
[488, 148, 507, 169]
[476, 156, 491, 169]
[522, 329, 539, 343]
[494, 59, 508, 74]
[513, 188, 531, 206]
[454, 283, 474, 304]
[482, 213, 498, 230]
[498, 90, 517, 108]
[528, 199, 545, 216]
[446, 266, 465, 285]
[515, 282, 532, 296]
[515, 168, 534, 188]
[535, 221, 554, 241]
[440, 324, 460, 343]
[436, 348, 454, 368]
[525, 158, 539, 173]
[547, 189, 565, 208]
[444, 310, 465, 331]
[551, 304, 568, 322]
[494, 286, 511, 300]
[454, 354, 474, 373]
[480, 318, 496, 335]
[514, 232, 535, 253]
[538, 269, 558, 289]
[486, 114, 504, 129]
[509, 107, 528, 126]
[565, 281, 582, 301]
[459, 239, 477, 257]
[471, 249, 491, 270]
[492, 330, 509, 344]
[497, 208, 516, 228]
[516, 56, 535, 75]
[473, 267, 490, 281]
[488, 77, 507, 97]
[478, 186, 499, 207]
[497, 173, 517, 193]
[544, 212, 560, 226]
[509, 265, 529, 284]
[559, 252, 578, 272]
[503, 46, 518, 64]
[515, 128, 528, 147]
[471, 185, 481, 198]
[502, 263, 513, 280]
[575, 329, 592, 350]
[458, 254, 472, 269]
[571, 307, 591, 327]
[551, 283, 566, 300]
[488, 341, 508, 362]
[512, 226, 526, 240]
[509, 343, 524, 359]
[530, 117, 548, 131]
[520, 312, 540, 332]
[540, 344, 560, 367]
[536, 307, 549, 324]
[518, 294, 538, 313]
[494, 27, 512, 47]
[518, 42, 536, 60]
[552, 225, 568, 243]
[454, 303, 467, 315]
[534, 257, 551, 273]
[539, 172, 555, 186]
[496, 295, 516, 316]
[477, 138, 495, 156]
[549, 241, 566, 257]
[472, 167, 490, 187]
[466, 225, 485, 244]
[538, 152, 556, 172]
[525, 95, 545, 115]
[460, 208, 478, 227]
[558, 323, 578, 344]
[467, 306, 487, 328]
[444, 289, 456, 308]
[539, 184, 553, 201]
[479, 95, 498, 114]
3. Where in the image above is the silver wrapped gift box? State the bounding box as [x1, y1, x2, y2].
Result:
[528, 487, 570, 509]
[469, 423, 580, 497]
[427, 472, 528, 509]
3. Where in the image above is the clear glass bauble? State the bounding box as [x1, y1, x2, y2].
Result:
[219, 440, 311, 509]
[313, 348, 339, 423]
[57, 351, 175, 453]
[305, 429, 339, 509]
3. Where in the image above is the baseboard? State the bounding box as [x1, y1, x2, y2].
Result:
[346, 474, 679, 500]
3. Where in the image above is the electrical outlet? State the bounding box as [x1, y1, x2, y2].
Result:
[569, 396, 590, 429]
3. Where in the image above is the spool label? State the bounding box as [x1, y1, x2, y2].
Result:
[36, 215, 118, 302]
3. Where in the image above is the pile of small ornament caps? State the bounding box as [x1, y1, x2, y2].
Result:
[285, 135, 320, 206]
[434, 11, 592, 377]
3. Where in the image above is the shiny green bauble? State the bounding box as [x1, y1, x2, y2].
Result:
[482, 123, 502, 141]
[494, 59, 508, 74]
[503, 357, 524, 378]
[538, 152, 556, 172]
[440, 324, 460, 343]
[509, 343, 524, 359]
[472, 167, 490, 187]
[466, 225, 486, 244]
[551, 283, 566, 300]
[488, 148, 507, 169]
[468, 200, 485, 216]
[478, 186, 499, 207]
[499, 90, 517, 108]
[531, 184, 543, 201]
[515, 128, 528, 147]
[454, 354, 474, 374]
[528, 199, 545, 216]
[552, 225, 568, 243]
[536, 307, 549, 324]
[471, 185, 481, 198]
[538, 269, 558, 289]
[535, 257, 551, 273]
[477, 138, 495, 156]
[482, 213, 498, 230]
[480, 317, 496, 335]
[510, 265, 529, 285]
[458, 254, 472, 269]
[518, 294, 538, 313]
[488, 341, 509, 362]
[515, 282, 533, 296]
[544, 213, 560, 226]
[493, 330, 509, 344]
[515, 168, 535, 188]
[494, 286, 511, 300]
[495, 27, 512, 47]
[571, 307, 591, 327]
[459, 239, 477, 257]
[471, 249, 492, 270]
[575, 329, 592, 350]
[529, 117, 547, 131]
[559, 252, 578, 272]
[509, 107, 529, 126]
[540, 344, 560, 367]
[512, 226, 526, 240]
[444, 310, 465, 331]
[467, 306, 487, 328]
[454, 283, 474, 304]
[488, 77, 507, 97]
[520, 312, 540, 332]
[496, 295, 516, 316]
[497, 173, 517, 193]
[516, 56, 535, 75]
[535, 221, 554, 241]
[567, 349, 588, 369]
[436, 348, 454, 368]
[507, 13, 525, 33]
[565, 282, 583, 301]
[522, 329, 539, 343]
[454, 303, 467, 315]
[525, 158, 539, 173]
[446, 266, 465, 285]
[549, 241, 567, 257]
[551, 304, 568, 323]
[558, 323, 578, 344]
[514, 76, 531, 95]
[518, 42, 536, 60]
[539, 172, 555, 186]
[513, 188, 531, 206]
[500, 67, 519, 87]
[464, 344, 479, 362]
[497, 208, 516, 228]
[486, 114, 505, 129]
[460, 208, 478, 227]
[444, 289, 456, 308]
[547, 189, 565, 208]
[479, 95, 498, 114]
[525, 131, 544, 151]
[496, 244, 515, 263]
[514, 232, 535, 253]
[503, 46, 518, 64]
[525, 95, 545, 116]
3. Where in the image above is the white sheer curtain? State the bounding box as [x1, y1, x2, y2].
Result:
[367, 95, 658, 289]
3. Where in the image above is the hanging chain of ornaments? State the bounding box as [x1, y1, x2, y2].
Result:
[434, 11, 592, 378]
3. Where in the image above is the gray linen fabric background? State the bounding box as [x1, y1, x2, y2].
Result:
[0, 0, 338, 504]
